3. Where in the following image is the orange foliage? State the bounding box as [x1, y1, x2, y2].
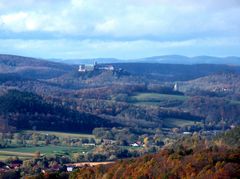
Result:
[71, 146, 240, 179]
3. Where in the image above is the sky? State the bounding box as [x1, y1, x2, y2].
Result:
[0, 0, 239, 59]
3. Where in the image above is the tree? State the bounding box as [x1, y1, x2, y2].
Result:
[143, 137, 149, 148]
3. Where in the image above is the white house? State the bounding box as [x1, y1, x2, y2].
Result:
[130, 143, 140, 147]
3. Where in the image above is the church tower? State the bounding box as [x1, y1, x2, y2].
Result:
[173, 83, 179, 91]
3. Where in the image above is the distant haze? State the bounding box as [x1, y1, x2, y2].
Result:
[54, 55, 240, 66]
[0, 0, 240, 59]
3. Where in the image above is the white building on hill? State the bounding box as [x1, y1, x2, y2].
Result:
[78, 62, 115, 72]
[173, 83, 179, 91]
[78, 64, 86, 72]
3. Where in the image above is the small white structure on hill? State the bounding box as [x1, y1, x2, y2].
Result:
[183, 132, 191, 135]
[130, 143, 140, 147]
[173, 83, 179, 91]
[78, 64, 86, 72]
[78, 63, 95, 72]
[78, 61, 115, 72]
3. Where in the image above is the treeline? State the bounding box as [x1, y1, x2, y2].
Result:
[0, 73, 28, 83]
[71, 146, 240, 178]
[0, 90, 117, 133]
[183, 96, 240, 129]
[71, 131, 240, 179]
[215, 126, 240, 147]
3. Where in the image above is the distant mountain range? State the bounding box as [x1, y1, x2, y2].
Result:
[51, 58, 122, 64]
[1, 54, 240, 66]
[52, 55, 240, 65]
[1, 54, 240, 83]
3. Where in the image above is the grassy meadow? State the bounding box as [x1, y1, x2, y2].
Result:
[128, 92, 188, 106]
[0, 131, 95, 161]
[162, 118, 201, 128]
[23, 130, 95, 139]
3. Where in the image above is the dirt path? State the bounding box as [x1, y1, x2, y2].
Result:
[67, 161, 115, 167]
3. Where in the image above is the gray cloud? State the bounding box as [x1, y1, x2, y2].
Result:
[0, 0, 239, 58]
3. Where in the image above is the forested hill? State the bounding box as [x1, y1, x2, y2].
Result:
[180, 73, 240, 94]
[112, 63, 240, 81]
[72, 127, 240, 178]
[0, 54, 75, 79]
[72, 146, 240, 178]
[0, 90, 116, 133]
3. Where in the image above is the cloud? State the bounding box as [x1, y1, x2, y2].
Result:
[95, 19, 118, 34]
[0, 0, 239, 39]
[0, 0, 239, 58]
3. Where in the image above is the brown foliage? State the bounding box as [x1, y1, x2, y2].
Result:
[71, 146, 240, 179]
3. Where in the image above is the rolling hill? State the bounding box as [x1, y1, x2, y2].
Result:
[72, 146, 240, 178]
[0, 54, 74, 79]
[111, 63, 240, 81]
[71, 127, 240, 178]
[179, 73, 240, 94]
[1, 54, 240, 134]
[0, 90, 116, 133]
[2, 54, 240, 83]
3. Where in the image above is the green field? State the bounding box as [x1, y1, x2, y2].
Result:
[0, 150, 35, 156]
[0, 145, 93, 161]
[0, 131, 95, 161]
[128, 93, 188, 105]
[23, 130, 95, 139]
[163, 118, 201, 128]
[0, 145, 90, 155]
[0, 150, 35, 160]
[229, 100, 240, 105]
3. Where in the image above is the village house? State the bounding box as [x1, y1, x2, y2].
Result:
[83, 143, 96, 146]
[130, 143, 140, 147]
[130, 141, 143, 147]
[103, 139, 116, 145]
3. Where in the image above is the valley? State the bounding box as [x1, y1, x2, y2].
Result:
[1, 0, 240, 178]
[0, 55, 240, 178]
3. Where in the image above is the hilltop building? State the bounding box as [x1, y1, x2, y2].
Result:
[78, 61, 96, 72]
[97, 65, 115, 71]
[78, 61, 115, 72]
[78, 64, 86, 72]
